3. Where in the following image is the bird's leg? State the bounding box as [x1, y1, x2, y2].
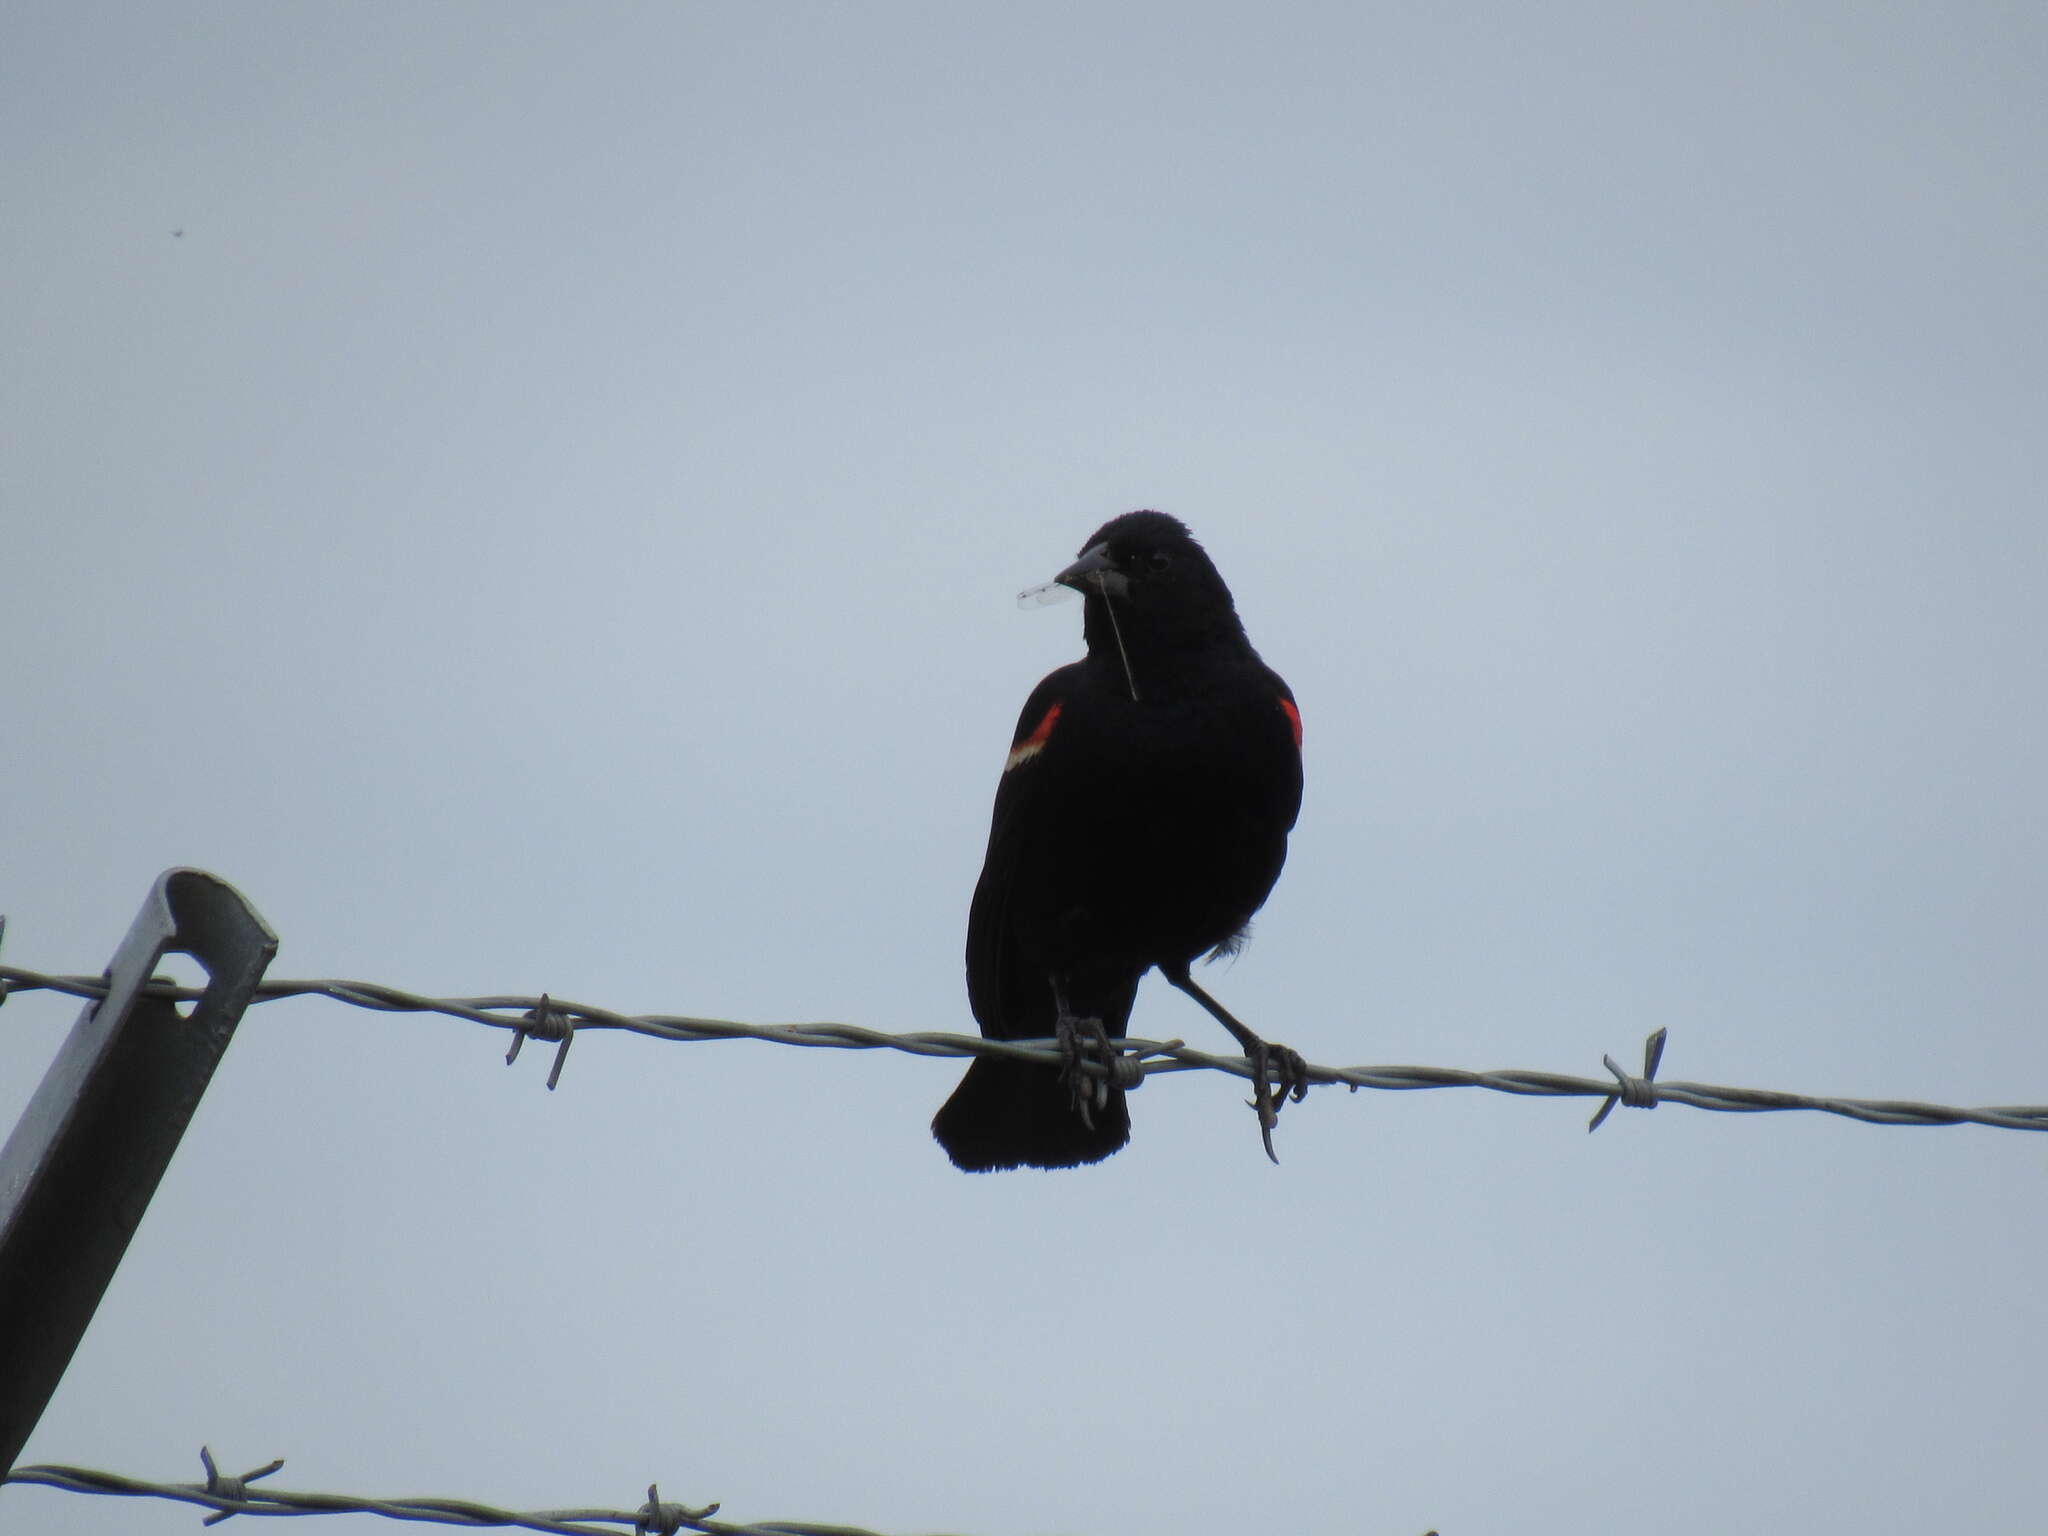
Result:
[1050, 977, 1115, 1128]
[1162, 965, 1308, 1164]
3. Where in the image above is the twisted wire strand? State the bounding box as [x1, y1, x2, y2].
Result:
[3, 966, 2043, 1133]
[2, 1460, 928, 1536]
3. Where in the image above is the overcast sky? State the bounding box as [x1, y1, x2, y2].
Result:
[5, 4, 2046, 1534]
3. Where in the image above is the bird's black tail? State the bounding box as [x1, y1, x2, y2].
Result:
[930, 1057, 1130, 1172]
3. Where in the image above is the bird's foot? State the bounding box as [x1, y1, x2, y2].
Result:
[1056, 1012, 1116, 1129]
[1244, 1038, 1310, 1164]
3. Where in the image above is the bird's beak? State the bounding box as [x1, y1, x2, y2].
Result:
[1054, 542, 1128, 598]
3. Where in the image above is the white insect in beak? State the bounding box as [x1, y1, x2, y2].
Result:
[1016, 577, 1076, 609]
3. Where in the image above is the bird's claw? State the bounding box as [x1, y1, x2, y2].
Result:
[1056, 1013, 1116, 1128]
[1243, 1040, 1310, 1164]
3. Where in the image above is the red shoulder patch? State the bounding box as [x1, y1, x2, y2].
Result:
[1005, 701, 1062, 771]
[1279, 697, 1302, 750]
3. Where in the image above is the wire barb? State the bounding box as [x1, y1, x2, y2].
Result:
[1588, 1027, 1667, 1132]
[197, 1445, 285, 1525]
[3, 966, 2045, 1136]
[637, 1481, 719, 1535]
[506, 992, 575, 1089]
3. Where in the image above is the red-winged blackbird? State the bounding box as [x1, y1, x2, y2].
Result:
[932, 511, 1307, 1172]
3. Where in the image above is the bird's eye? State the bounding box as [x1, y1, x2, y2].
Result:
[1147, 551, 1173, 572]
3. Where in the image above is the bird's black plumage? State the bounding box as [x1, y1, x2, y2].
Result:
[932, 512, 1304, 1171]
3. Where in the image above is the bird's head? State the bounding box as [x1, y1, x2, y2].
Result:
[1053, 511, 1240, 631]
[1037, 511, 1247, 698]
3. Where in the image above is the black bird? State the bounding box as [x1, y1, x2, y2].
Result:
[931, 511, 1308, 1172]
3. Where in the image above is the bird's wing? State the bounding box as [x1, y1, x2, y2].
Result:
[964, 665, 1084, 1037]
[1268, 666, 1305, 833]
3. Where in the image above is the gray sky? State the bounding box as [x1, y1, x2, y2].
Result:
[5, 4, 2046, 1533]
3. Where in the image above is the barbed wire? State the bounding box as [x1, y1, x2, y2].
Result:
[3, 965, 2044, 1135]
[2, 1451, 938, 1535]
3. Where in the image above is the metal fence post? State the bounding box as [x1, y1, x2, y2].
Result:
[0, 869, 276, 1472]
